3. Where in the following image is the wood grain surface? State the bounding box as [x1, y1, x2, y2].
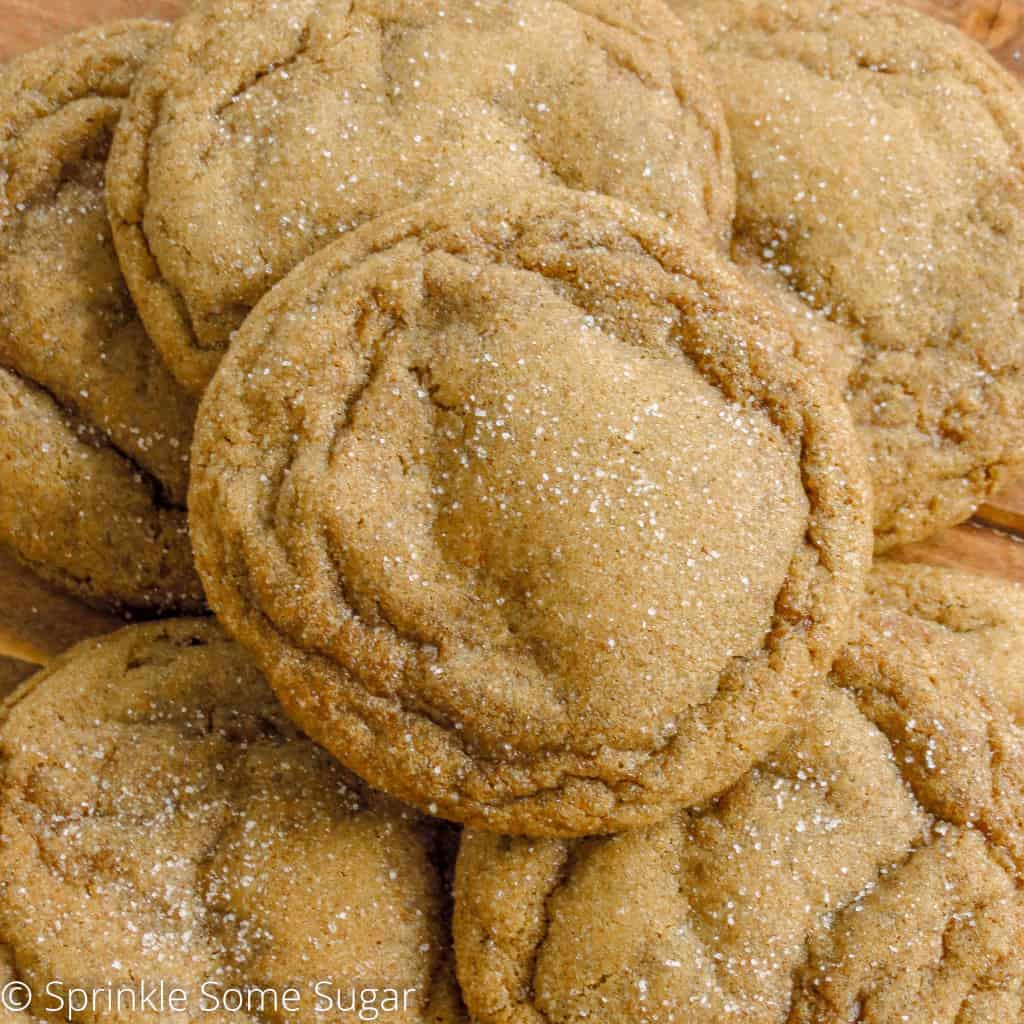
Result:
[0, 0, 182, 60]
[0, 0, 1023, 665]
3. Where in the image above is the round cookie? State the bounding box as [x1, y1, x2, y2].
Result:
[189, 189, 873, 836]
[0, 23, 204, 613]
[107, 0, 734, 395]
[674, 0, 1024, 550]
[870, 560, 1024, 726]
[0, 619, 464, 1023]
[454, 594, 1024, 1024]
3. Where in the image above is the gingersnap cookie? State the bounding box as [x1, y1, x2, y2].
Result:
[454, 593, 1024, 1023]
[107, 0, 734, 395]
[189, 189, 873, 836]
[0, 619, 464, 1023]
[870, 560, 1024, 726]
[674, 0, 1024, 550]
[0, 22, 204, 613]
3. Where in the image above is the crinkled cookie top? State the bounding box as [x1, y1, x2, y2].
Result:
[189, 188, 872, 836]
[0, 620, 464, 1023]
[870, 560, 1024, 726]
[454, 594, 1024, 1023]
[107, 0, 734, 394]
[676, 0, 1024, 550]
[0, 21, 202, 612]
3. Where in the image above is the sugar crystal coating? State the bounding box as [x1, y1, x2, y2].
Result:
[0, 620, 465, 1023]
[675, 0, 1024, 549]
[107, 0, 734, 393]
[189, 189, 873, 836]
[454, 590, 1024, 1022]
[870, 560, 1024, 726]
[0, 22, 203, 612]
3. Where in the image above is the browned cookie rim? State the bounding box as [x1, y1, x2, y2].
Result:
[869, 559, 1024, 723]
[190, 188, 872, 836]
[453, 598, 1024, 1023]
[686, 0, 1024, 550]
[0, 21, 205, 613]
[107, 0, 735, 395]
[0, 618, 466, 1022]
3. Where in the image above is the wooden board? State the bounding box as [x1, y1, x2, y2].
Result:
[0, 0, 1023, 665]
[0, 0, 182, 60]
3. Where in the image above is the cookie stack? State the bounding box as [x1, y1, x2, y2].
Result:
[1, 1, 1023, 1021]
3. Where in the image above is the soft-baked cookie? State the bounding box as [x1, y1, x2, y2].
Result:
[189, 189, 873, 836]
[870, 560, 1024, 725]
[107, 0, 734, 394]
[675, 0, 1024, 550]
[0, 619, 464, 1023]
[454, 593, 1024, 1023]
[0, 23, 204, 613]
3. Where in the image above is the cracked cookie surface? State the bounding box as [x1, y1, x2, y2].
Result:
[106, 0, 734, 395]
[674, 0, 1024, 550]
[0, 619, 464, 1023]
[454, 591, 1024, 1023]
[189, 189, 872, 836]
[0, 22, 203, 613]
[870, 560, 1024, 726]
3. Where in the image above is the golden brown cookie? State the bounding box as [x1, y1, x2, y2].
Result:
[0, 22, 204, 613]
[189, 189, 873, 837]
[107, 0, 734, 395]
[674, 0, 1024, 550]
[870, 560, 1024, 726]
[0, 619, 464, 1023]
[454, 593, 1024, 1023]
